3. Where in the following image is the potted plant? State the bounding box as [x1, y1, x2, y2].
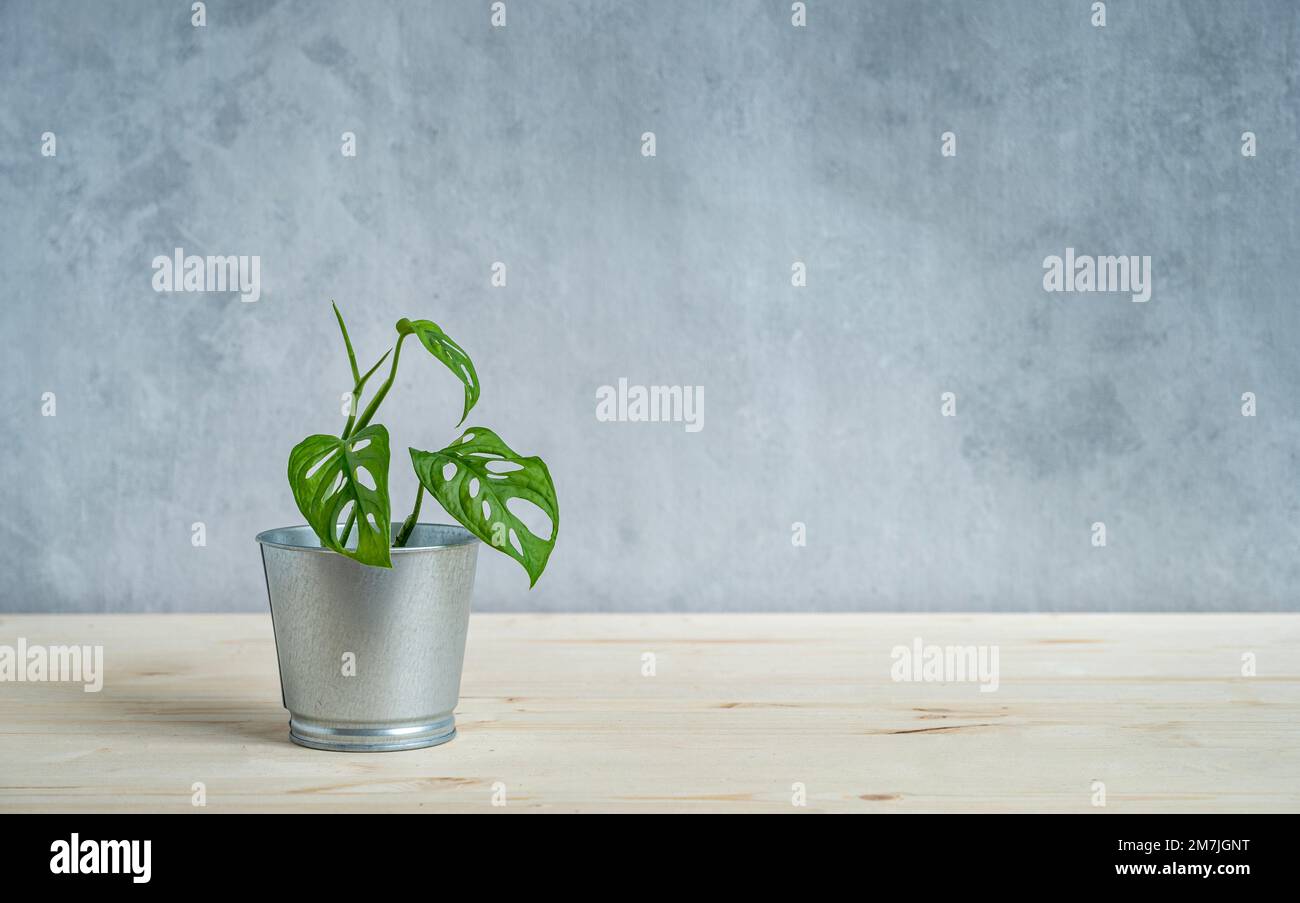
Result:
[255, 303, 558, 751]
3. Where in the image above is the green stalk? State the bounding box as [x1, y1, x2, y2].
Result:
[342, 348, 392, 439]
[352, 333, 406, 433]
[339, 509, 357, 548]
[341, 320, 415, 552]
[393, 483, 424, 548]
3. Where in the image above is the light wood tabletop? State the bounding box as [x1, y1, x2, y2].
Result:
[1, 613, 1296, 813]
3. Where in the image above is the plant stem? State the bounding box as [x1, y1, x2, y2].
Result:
[394, 483, 424, 548]
[340, 509, 357, 548]
[341, 348, 392, 439]
[353, 334, 406, 433]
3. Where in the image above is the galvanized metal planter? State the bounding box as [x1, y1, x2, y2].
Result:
[255, 524, 479, 752]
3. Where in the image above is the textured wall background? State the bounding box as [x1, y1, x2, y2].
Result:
[2, 0, 1298, 612]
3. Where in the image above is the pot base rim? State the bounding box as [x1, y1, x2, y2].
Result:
[287, 714, 457, 752]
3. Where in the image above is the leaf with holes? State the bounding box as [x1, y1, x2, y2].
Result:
[409, 427, 558, 586]
[287, 424, 392, 567]
[398, 318, 480, 426]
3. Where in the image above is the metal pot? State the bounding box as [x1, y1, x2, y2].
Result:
[255, 523, 479, 752]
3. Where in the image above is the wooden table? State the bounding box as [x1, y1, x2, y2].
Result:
[1, 613, 1296, 813]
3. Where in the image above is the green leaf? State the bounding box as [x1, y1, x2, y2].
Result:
[288, 424, 392, 568]
[410, 427, 558, 586]
[398, 318, 480, 426]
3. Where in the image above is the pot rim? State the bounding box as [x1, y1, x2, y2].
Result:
[255, 522, 478, 554]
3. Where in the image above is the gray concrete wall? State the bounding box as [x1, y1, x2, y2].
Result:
[2, 0, 1298, 612]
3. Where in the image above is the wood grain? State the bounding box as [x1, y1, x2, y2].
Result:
[1, 613, 1296, 813]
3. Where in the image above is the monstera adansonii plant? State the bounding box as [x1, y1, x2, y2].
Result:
[286, 303, 558, 585]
